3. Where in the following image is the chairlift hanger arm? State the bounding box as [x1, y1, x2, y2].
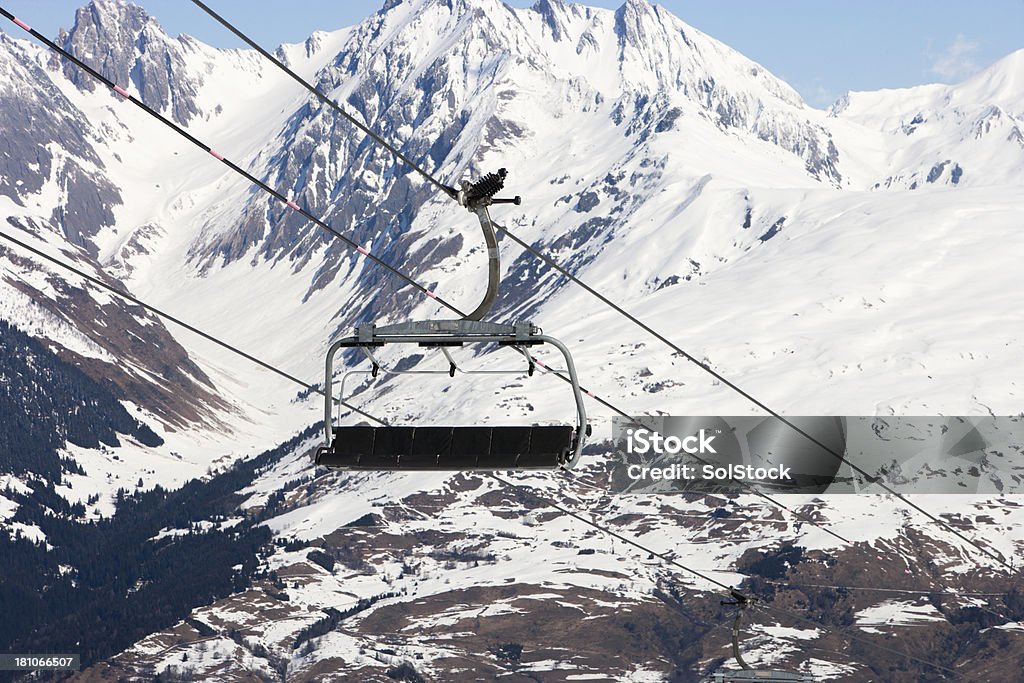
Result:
[457, 168, 521, 322]
[721, 590, 757, 672]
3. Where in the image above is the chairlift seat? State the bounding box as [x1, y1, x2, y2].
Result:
[319, 319, 589, 470]
[316, 425, 575, 469]
[711, 670, 815, 682]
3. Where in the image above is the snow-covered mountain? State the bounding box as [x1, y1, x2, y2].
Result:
[830, 49, 1024, 190]
[1, 0, 1023, 680]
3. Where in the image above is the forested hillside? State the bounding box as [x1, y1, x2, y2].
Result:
[0, 319, 161, 480]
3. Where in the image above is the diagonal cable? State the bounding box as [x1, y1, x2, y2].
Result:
[0, 4, 929, 560]
[0, 6, 464, 317]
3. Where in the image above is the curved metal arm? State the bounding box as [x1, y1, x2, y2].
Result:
[455, 167, 521, 321]
[463, 206, 500, 321]
[535, 334, 588, 468]
[731, 609, 753, 670]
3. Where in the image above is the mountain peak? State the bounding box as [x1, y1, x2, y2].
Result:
[69, 0, 156, 43]
[957, 47, 1024, 109]
[615, 0, 655, 19]
[531, 0, 581, 42]
[532, 0, 570, 13]
[612, 0, 680, 55]
[56, 0, 202, 125]
[380, 0, 509, 13]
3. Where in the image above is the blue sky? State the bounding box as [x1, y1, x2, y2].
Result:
[4, 0, 1023, 107]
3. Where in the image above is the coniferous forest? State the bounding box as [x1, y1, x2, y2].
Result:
[0, 319, 162, 480]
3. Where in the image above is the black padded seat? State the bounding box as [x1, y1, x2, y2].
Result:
[316, 425, 574, 470]
[324, 426, 376, 462]
[448, 426, 491, 468]
[485, 426, 533, 467]
[403, 427, 454, 467]
[521, 425, 574, 468]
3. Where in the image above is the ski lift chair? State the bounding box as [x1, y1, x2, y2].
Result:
[316, 170, 589, 470]
[711, 591, 816, 683]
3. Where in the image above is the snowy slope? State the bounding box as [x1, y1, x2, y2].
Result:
[73, 0, 1022, 442]
[8, 0, 1018, 447]
[0, 4, 359, 509]
[83, 433, 1024, 681]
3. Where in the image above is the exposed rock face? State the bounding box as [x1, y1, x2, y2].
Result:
[1, 216, 228, 430]
[1, 15, 222, 432]
[180, 0, 846, 343]
[56, 0, 202, 125]
[0, 32, 121, 256]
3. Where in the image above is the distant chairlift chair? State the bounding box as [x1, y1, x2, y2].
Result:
[710, 591, 816, 683]
[316, 170, 589, 470]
